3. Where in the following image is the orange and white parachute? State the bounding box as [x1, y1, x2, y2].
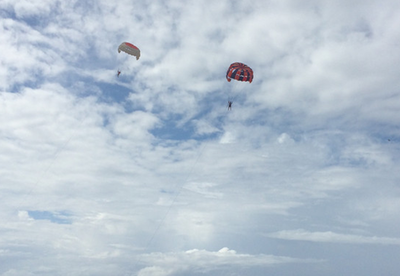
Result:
[118, 42, 140, 60]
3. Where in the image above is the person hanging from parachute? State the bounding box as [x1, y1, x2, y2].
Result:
[225, 62, 253, 110]
[228, 101, 232, 110]
[117, 42, 140, 76]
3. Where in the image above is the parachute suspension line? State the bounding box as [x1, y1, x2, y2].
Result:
[146, 141, 208, 248]
[116, 42, 140, 78]
[225, 62, 254, 109]
[228, 91, 240, 103]
[226, 83, 246, 109]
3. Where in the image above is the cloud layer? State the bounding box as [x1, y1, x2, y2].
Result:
[1, 0, 400, 275]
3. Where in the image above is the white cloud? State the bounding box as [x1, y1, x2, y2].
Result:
[267, 229, 400, 245]
[277, 133, 294, 144]
[137, 247, 317, 276]
[1, 0, 400, 275]
[183, 182, 223, 199]
[219, 131, 236, 144]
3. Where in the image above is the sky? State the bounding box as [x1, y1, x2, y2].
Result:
[1, 0, 400, 275]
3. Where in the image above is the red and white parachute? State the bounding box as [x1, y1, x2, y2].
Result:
[118, 42, 140, 60]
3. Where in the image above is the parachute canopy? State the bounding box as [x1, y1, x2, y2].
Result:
[118, 42, 140, 60]
[226, 62, 253, 83]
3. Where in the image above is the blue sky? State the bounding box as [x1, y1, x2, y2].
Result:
[1, 0, 400, 275]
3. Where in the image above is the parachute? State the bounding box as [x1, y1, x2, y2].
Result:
[118, 42, 140, 60]
[226, 62, 253, 83]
